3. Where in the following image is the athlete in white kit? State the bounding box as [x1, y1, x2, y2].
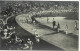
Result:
[65, 25, 68, 35]
[57, 22, 60, 32]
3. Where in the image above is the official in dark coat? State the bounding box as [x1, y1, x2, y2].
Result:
[52, 18, 56, 29]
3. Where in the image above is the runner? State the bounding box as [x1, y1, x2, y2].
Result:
[57, 22, 60, 32]
[65, 25, 68, 35]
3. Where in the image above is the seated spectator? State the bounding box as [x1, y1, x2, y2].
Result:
[9, 26, 13, 30]
[35, 34, 40, 43]
[27, 38, 33, 50]
[21, 39, 24, 44]
[22, 44, 29, 50]
[6, 32, 13, 39]
[4, 29, 8, 33]
[15, 36, 23, 44]
[3, 24, 8, 29]
[0, 27, 2, 32]
[10, 33, 16, 40]
[2, 29, 8, 39]
[0, 30, 4, 37]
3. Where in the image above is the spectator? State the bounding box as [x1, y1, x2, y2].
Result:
[0, 27, 2, 32]
[10, 33, 16, 41]
[6, 32, 12, 39]
[9, 26, 13, 30]
[3, 29, 8, 38]
[21, 39, 24, 44]
[35, 33, 40, 47]
[23, 44, 29, 50]
[27, 38, 33, 50]
[3, 24, 8, 29]
[35, 34, 40, 43]
[4, 32, 7, 39]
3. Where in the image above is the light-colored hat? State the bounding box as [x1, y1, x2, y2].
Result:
[4, 29, 8, 32]
[28, 38, 30, 40]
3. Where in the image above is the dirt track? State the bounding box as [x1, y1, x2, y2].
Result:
[15, 13, 78, 51]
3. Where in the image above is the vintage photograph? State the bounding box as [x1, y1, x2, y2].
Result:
[0, 1, 79, 51]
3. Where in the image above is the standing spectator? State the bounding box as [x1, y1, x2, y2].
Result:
[65, 25, 68, 34]
[35, 34, 40, 43]
[3, 29, 8, 38]
[3, 24, 8, 29]
[57, 22, 60, 32]
[27, 38, 33, 50]
[52, 18, 56, 29]
[35, 33, 40, 47]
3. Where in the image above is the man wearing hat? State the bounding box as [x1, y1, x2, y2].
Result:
[27, 38, 33, 50]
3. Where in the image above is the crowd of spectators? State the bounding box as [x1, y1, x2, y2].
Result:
[0, 1, 79, 50]
[0, 1, 79, 18]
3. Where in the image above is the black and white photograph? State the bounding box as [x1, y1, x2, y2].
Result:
[0, 0, 79, 51]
